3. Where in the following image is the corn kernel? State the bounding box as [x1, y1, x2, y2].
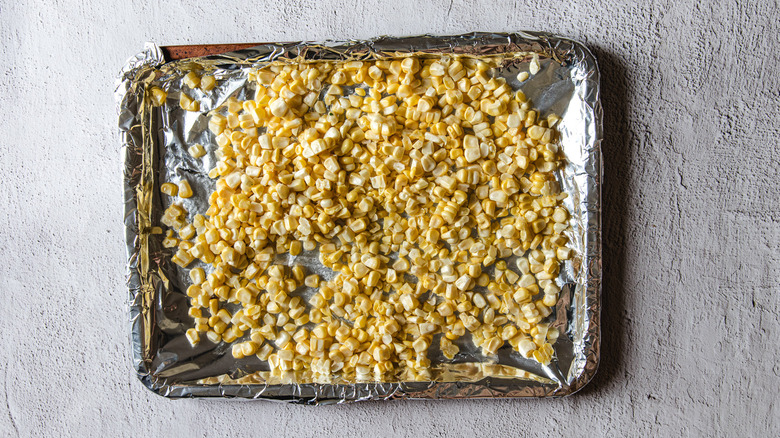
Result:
[179, 92, 199, 112]
[160, 182, 178, 197]
[200, 75, 216, 91]
[188, 144, 206, 159]
[185, 328, 200, 346]
[516, 71, 530, 82]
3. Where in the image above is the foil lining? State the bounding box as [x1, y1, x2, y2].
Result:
[117, 32, 602, 403]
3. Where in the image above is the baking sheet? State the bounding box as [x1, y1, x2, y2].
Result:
[117, 32, 602, 402]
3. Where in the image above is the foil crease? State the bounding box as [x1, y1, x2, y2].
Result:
[117, 32, 602, 403]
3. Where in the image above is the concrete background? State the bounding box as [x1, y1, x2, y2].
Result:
[1, 0, 778, 436]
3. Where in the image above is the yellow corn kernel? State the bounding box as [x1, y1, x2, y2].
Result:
[185, 328, 200, 346]
[304, 274, 320, 288]
[160, 182, 178, 197]
[178, 224, 196, 240]
[189, 267, 205, 285]
[178, 180, 193, 198]
[150, 86, 167, 106]
[183, 71, 201, 89]
[172, 249, 194, 268]
[179, 93, 199, 112]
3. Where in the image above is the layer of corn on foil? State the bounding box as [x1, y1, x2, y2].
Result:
[118, 32, 602, 402]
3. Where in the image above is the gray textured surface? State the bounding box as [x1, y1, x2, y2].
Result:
[1, 0, 778, 436]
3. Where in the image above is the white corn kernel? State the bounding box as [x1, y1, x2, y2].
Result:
[188, 144, 206, 158]
[200, 75, 216, 91]
[529, 54, 541, 75]
[516, 71, 530, 82]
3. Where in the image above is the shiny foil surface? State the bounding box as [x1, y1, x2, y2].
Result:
[117, 32, 602, 403]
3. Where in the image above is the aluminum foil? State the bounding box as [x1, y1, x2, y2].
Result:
[117, 32, 602, 403]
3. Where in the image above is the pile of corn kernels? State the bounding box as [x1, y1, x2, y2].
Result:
[153, 54, 574, 382]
